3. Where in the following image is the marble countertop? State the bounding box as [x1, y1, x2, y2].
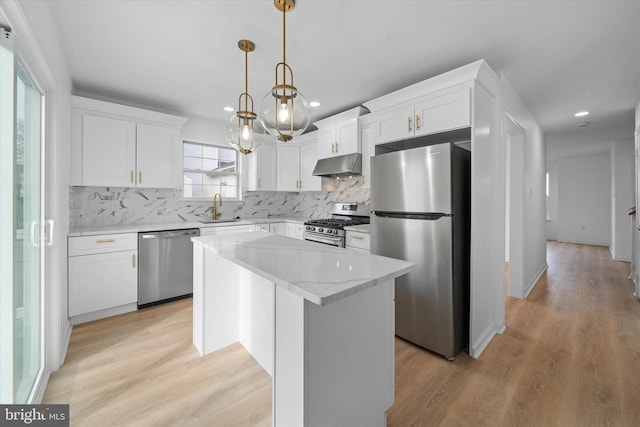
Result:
[69, 217, 307, 237]
[344, 224, 370, 233]
[192, 232, 414, 306]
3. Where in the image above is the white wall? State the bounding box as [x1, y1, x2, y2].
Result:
[556, 153, 611, 245]
[500, 74, 547, 299]
[610, 138, 634, 261]
[10, 0, 73, 379]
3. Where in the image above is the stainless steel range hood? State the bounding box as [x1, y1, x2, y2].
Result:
[312, 153, 362, 178]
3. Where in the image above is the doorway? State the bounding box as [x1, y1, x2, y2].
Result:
[505, 113, 527, 299]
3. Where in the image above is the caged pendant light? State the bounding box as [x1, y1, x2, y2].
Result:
[259, 0, 310, 142]
[226, 39, 266, 154]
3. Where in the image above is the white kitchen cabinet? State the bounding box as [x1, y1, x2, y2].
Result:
[368, 87, 470, 145]
[244, 140, 277, 191]
[136, 123, 181, 188]
[346, 230, 370, 253]
[81, 114, 137, 187]
[359, 116, 377, 189]
[286, 222, 305, 240]
[277, 144, 301, 192]
[299, 138, 321, 191]
[269, 222, 288, 236]
[256, 222, 287, 235]
[314, 106, 367, 157]
[71, 95, 188, 188]
[276, 132, 320, 192]
[68, 233, 138, 323]
[200, 224, 256, 236]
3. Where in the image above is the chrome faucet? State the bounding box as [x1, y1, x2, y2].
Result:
[212, 193, 222, 220]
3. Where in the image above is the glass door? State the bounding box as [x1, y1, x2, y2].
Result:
[14, 57, 44, 403]
[0, 26, 45, 404]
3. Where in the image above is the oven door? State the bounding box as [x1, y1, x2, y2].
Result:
[303, 231, 344, 247]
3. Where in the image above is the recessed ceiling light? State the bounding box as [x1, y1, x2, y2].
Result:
[574, 111, 589, 117]
[309, 101, 320, 108]
[223, 106, 234, 112]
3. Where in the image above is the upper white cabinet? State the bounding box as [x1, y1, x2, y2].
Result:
[370, 87, 470, 145]
[136, 123, 181, 188]
[71, 96, 188, 188]
[314, 106, 368, 157]
[276, 131, 320, 192]
[244, 140, 277, 191]
[359, 115, 377, 189]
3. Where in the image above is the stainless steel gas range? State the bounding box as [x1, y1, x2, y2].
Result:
[303, 203, 370, 247]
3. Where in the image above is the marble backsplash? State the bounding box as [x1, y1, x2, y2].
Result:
[69, 178, 370, 229]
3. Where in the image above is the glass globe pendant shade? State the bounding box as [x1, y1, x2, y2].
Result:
[225, 112, 265, 155]
[260, 84, 310, 142]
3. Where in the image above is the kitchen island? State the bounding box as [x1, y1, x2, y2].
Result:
[191, 232, 414, 427]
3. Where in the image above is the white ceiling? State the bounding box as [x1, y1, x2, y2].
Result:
[48, 0, 640, 150]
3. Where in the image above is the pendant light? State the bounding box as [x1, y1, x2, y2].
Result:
[226, 39, 266, 154]
[259, 0, 310, 142]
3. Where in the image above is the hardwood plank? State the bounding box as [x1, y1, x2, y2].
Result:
[44, 242, 640, 426]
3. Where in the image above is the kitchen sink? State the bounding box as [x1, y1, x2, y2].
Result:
[199, 218, 241, 224]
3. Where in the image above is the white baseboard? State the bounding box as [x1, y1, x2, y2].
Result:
[523, 263, 548, 299]
[469, 324, 496, 359]
[70, 303, 137, 325]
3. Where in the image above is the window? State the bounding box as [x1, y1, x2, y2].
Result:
[183, 141, 240, 200]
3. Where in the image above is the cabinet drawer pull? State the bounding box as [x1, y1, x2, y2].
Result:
[132, 254, 136, 268]
[130, 170, 134, 183]
[96, 239, 116, 244]
[408, 116, 412, 132]
[416, 114, 420, 130]
[139, 171, 142, 184]
[351, 235, 364, 240]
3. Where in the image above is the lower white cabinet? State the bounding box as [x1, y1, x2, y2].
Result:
[286, 222, 305, 240]
[256, 222, 287, 235]
[68, 233, 138, 323]
[346, 230, 370, 252]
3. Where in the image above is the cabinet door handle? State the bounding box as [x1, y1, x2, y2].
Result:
[139, 171, 142, 184]
[132, 254, 136, 268]
[416, 114, 420, 130]
[96, 239, 115, 244]
[331, 143, 335, 154]
[335, 141, 339, 153]
[257, 178, 261, 189]
[130, 170, 134, 183]
[408, 116, 412, 132]
[299, 179, 302, 189]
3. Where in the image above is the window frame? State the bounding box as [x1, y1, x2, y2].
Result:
[181, 140, 243, 202]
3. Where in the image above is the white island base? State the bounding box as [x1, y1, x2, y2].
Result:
[192, 232, 414, 427]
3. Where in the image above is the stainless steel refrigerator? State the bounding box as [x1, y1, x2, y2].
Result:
[370, 142, 470, 360]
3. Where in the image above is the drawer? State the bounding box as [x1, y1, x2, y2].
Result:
[69, 233, 138, 256]
[345, 231, 370, 251]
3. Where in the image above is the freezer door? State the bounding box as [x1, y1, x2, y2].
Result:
[371, 143, 452, 214]
[371, 214, 457, 358]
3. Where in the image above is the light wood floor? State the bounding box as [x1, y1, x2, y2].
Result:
[44, 241, 640, 426]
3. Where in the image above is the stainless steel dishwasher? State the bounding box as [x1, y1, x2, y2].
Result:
[138, 228, 200, 307]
